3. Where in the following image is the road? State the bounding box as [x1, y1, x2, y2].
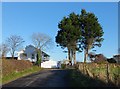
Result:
[2, 69, 71, 87]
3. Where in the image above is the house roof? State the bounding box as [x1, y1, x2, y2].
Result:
[42, 51, 50, 57]
[25, 45, 50, 57]
[113, 54, 120, 57]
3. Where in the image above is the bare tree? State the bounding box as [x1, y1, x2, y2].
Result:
[32, 33, 52, 50]
[31, 33, 52, 66]
[0, 42, 9, 58]
[6, 35, 24, 59]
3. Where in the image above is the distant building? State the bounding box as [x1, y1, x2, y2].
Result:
[41, 60, 58, 68]
[17, 45, 50, 63]
[94, 54, 107, 63]
[113, 54, 120, 63]
[17, 45, 59, 68]
[88, 53, 107, 63]
[89, 52, 120, 63]
[107, 58, 116, 63]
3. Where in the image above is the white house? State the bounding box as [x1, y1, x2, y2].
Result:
[17, 45, 59, 68]
[17, 45, 50, 62]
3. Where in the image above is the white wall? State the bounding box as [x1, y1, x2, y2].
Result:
[18, 45, 37, 62]
[41, 60, 58, 68]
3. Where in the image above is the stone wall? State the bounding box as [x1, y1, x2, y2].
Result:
[75, 62, 120, 86]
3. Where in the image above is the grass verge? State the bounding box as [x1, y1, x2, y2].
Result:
[68, 69, 112, 87]
[2, 66, 41, 84]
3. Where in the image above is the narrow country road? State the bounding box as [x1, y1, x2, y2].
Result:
[2, 69, 71, 88]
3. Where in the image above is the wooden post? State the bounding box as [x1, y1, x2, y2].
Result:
[106, 63, 110, 84]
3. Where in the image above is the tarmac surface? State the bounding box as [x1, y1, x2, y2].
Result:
[2, 69, 70, 88]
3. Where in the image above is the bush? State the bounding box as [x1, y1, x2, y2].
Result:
[61, 64, 66, 69]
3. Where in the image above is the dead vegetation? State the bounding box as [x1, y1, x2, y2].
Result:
[2, 59, 33, 77]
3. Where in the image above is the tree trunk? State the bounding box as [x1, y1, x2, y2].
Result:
[84, 48, 88, 63]
[106, 63, 110, 83]
[68, 48, 72, 66]
[36, 49, 42, 67]
[73, 50, 76, 65]
[84, 50, 86, 63]
[12, 52, 14, 59]
[71, 49, 74, 66]
[39, 49, 42, 67]
[2, 54, 4, 59]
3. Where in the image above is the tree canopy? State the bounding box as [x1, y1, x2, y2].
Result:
[56, 9, 104, 63]
[80, 9, 104, 62]
[56, 12, 81, 65]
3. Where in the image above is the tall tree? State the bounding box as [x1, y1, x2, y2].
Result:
[79, 9, 104, 63]
[6, 35, 24, 59]
[56, 12, 81, 65]
[0, 42, 9, 58]
[31, 32, 52, 67]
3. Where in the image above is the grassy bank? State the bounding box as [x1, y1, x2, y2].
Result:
[2, 59, 42, 84]
[69, 69, 118, 87]
[74, 63, 120, 87]
[2, 66, 41, 84]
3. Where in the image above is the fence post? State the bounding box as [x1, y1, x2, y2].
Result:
[106, 63, 110, 84]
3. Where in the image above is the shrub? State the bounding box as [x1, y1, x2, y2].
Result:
[61, 64, 66, 69]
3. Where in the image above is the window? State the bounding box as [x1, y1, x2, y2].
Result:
[32, 54, 34, 59]
[22, 53, 27, 57]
